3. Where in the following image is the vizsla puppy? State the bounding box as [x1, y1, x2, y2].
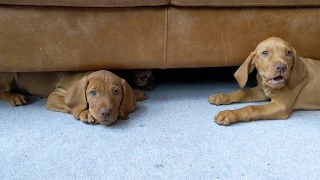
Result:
[0, 70, 147, 126]
[209, 37, 320, 125]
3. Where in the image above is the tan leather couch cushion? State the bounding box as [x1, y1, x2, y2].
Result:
[166, 7, 320, 68]
[0, 6, 167, 72]
[0, 0, 169, 7]
[171, 0, 320, 7]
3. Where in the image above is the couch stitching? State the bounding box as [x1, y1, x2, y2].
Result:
[163, 7, 168, 69]
[171, 1, 320, 6]
[0, 0, 169, 7]
[1, 0, 318, 6]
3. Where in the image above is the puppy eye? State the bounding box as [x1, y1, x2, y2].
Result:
[113, 89, 119, 95]
[286, 50, 292, 56]
[262, 51, 269, 56]
[90, 90, 96, 96]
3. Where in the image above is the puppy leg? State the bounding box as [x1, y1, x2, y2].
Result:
[214, 100, 291, 125]
[134, 90, 147, 101]
[209, 86, 269, 105]
[117, 89, 146, 121]
[45, 89, 71, 113]
[118, 110, 129, 120]
[0, 72, 26, 106]
[46, 89, 96, 124]
[0, 93, 27, 106]
[77, 110, 96, 124]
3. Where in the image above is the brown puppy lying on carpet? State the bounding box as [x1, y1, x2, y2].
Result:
[0, 70, 147, 126]
[209, 37, 320, 125]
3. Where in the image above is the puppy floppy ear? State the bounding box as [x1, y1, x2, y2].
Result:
[65, 77, 89, 119]
[287, 47, 307, 90]
[234, 52, 256, 89]
[118, 79, 136, 120]
[292, 47, 297, 63]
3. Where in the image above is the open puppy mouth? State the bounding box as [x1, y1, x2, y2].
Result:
[139, 75, 148, 81]
[268, 75, 285, 84]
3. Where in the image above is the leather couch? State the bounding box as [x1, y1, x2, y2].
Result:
[1, 0, 320, 72]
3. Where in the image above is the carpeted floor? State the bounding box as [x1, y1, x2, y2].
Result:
[1, 68, 320, 179]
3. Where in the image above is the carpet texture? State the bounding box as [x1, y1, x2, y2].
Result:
[1, 78, 320, 179]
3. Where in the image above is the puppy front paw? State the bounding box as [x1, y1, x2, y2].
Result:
[78, 110, 96, 124]
[209, 94, 230, 105]
[9, 94, 27, 106]
[118, 110, 129, 120]
[214, 110, 239, 125]
[134, 90, 148, 101]
[141, 84, 155, 91]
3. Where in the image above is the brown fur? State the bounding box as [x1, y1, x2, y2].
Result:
[209, 37, 320, 125]
[0, 70, 147, 125]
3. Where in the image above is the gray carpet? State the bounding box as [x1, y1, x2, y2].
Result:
[1, 80, 320, 180]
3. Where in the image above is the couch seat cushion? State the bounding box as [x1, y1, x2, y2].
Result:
[171, 0, 320, 7]
[0, 0, 169, 7]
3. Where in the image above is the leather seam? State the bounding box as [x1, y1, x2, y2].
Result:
[0, 0, 169, 7]
[171, 1, 320, 6]
[163, 7, 168, 69]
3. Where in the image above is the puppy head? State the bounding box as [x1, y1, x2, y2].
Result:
[131, 69, 152, 87]
[65, 70, 136, 125]
[234, 37, 296, 89]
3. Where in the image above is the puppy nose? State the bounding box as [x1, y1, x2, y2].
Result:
[275, 64, 287, 73]
[100, 108, 112, 117]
